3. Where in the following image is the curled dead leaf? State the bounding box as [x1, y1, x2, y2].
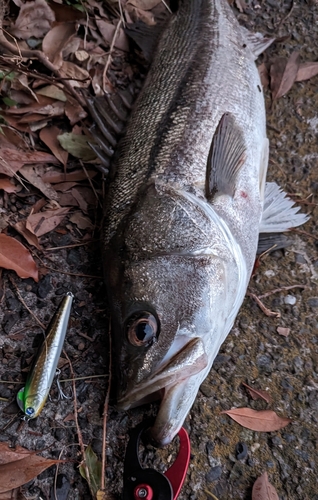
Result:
[42, 23, 78, 69]
[0, 233, 38, 281]
[221, 408, 291, 432]
[252, 471, 279, 500]
[295, 61, 318, 82]
[242, 383, 272, 403]
[10, 0, 55, 39]
[40, 126, 69, 166]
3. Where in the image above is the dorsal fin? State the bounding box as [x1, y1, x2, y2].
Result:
[206, 113, 246, 200]
[125, 11, 170, 61]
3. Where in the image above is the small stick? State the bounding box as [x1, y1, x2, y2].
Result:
[258, 284, 308, 300]
[9, 277, 45, 330]
[247, 292, 281, 318]
[63, 351, 92, 497]
[103, 20, 122, 92]
[101, 320, 112, 492]
[80, 160, 102, 208]
[45, 240, 99, 251]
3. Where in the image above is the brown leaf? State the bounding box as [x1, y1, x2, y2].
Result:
[252, 472, 279, 500]
[295, 61, 318, 82]
[40, 126, 68, 166]
[20, 165, 59, 200]
[258, 63, 269, 89]
[26, 208, 70, 237]
[0, 234, 38, 281]
[0, 177, 17, 193]
[36, 85, 67, 102]
[65, 95, 87, 125]
[0, 454, 61, 493]
[42, 168, 97, 183]
[95, 20, 129, 52]
[59, 61, 91, 89]
[42, 23, 77, 69]
[270, 51, 300, 100]
[277, 327, 290, 337]
[242, 383, 272, 403]
[69, 212, 94, 230]
[221, 408, 291, 431]
[10, 0, 55, 39]
[0, 443, 34, 465]
[13, 220, 41, 249]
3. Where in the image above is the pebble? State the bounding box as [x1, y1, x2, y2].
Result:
[235, 442, 248, 460]
[307, 297, 318, 308]
[37, 275, 52, 299]
[2, 312, 19, 334]
[206, 466, 222, 482]
[284, 295, 296, 305]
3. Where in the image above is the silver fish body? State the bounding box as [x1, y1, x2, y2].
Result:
[102, 0, 274, 445]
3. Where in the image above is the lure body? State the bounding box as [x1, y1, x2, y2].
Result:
[17, 292, 73, 419]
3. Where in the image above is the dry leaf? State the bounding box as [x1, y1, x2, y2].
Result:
[10, 0, 55, 39]
[36, 85, 67, 102]
[270, 51, 300, 100]
[26, 208, 70, 237]
[127, 0, 162, 9]
[252, 472, 279, 500]
[0, 453, 61, 493]
[59, 61, 91, 89]
[40, 126, 69, 166]
[42, 168, 97, 183]
[234, 0, 247, 12]
[14, 220, 41, 249]
[95, 20, 129, 52]
[65, 95, 87, 125]
[20, 165, 59, 200]
[277, 327, 290, 337]
[42, 23, 77, 69]
[57, 133, 97, 161]
[69, 212, 94, 230]
[0, 443, 34, 465]
[0, 177, 17, 193]
[0, 233, 38, 281]
[242, 383, 272, 403]
[221, 408, 291, 431]
[295, 61, 318, 82]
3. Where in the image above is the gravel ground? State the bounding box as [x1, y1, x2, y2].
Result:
[0, 1, 317, 499]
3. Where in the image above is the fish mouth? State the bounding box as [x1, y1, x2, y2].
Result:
[117, 337, 208, 446]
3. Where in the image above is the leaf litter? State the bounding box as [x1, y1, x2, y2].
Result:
[221, 408, 291, 432]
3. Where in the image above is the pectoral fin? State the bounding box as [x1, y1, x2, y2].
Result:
[206, 113, 246, 200]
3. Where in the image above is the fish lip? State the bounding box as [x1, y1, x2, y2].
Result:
[116, 337, 208, 411]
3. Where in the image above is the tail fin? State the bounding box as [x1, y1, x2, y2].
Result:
[260, 182, 309, 233]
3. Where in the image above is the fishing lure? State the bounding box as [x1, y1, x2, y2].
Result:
[17, 292, 74, 419]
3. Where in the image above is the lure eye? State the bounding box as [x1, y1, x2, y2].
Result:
[127, 312, 159, 347]
[25, 407, 35, 417]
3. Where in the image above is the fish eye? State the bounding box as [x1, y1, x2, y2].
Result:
[126, 311, 158, 347]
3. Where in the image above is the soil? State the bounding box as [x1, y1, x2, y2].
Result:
[0, 1, 317, 499]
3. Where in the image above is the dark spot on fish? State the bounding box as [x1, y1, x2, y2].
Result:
[240, 190, 248, 199]
[257, 85, 262, 92]
[242, 43, 247, 48]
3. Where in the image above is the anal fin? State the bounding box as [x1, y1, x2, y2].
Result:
[206, 113, 246, 200]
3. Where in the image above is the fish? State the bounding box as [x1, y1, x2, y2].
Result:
[17, 292, 73, 419]
[93, 0, 308, 446]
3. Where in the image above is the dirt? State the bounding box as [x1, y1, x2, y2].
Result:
[0, 1, 318, 499]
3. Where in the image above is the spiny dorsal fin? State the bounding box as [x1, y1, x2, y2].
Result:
[240, 26, 275, 60]
[206, 113, 246, 200]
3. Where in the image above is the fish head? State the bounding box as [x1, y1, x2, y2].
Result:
[105, 184, 244, 446]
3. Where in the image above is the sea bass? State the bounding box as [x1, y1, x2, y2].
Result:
[97, 0, 307, 446]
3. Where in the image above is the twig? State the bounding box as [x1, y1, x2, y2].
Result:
[9, 277, 45, 329]
[101, 319, 112, 492]
[290, 228, 317, 240]
[0, 30, 86, 107]
[275, 0, 294, 30]
[247, 292, 281, 318]
[103, 20, 122, 92]
[44, 240, 99, 251]
[63, 351, 93, 498]
[204, 490, 219, 500]
[80, 160, 102, 208]
[258, 284, 308, 300]
[161, 0, 172, 13]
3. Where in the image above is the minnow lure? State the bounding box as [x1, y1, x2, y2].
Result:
[17, 292, 74, 419]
